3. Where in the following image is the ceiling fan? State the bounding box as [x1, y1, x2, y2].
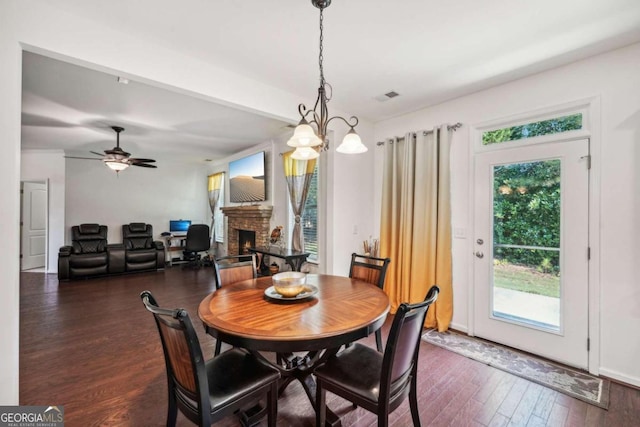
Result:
[65, 126, 157, 172]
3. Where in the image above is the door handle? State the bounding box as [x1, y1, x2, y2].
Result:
[475, 251, 484, 259]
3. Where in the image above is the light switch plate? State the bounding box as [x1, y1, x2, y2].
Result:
[453, 227, 467, 239]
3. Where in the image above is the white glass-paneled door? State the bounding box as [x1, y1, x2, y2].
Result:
[473, 138, 590, 369]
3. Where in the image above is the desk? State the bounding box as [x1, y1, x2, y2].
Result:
[163, 235, 187, 266]
[198, 274, 390, 426]
[248, 245, 310, 272]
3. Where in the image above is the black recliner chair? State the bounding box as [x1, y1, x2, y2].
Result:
[122, 222, 165, 272]
[58, 223, 125, 280]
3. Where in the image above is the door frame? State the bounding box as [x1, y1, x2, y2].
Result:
[466, 97, 601, 375]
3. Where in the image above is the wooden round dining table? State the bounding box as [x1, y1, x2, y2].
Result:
[198, 274, 390, 353]
[198, 274, 390, 426]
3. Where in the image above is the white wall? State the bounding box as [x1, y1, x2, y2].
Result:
[373, 42, 640, 387]
[327, 125, 376, 276]
[0, 3, 23, 402]
[65, 158, 209, 244]
[20, 150, 66, 273]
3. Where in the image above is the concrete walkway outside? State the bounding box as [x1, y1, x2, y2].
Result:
[493, 287, 560, 328]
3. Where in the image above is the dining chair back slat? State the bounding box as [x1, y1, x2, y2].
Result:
[212, 254, 258, 355]
[214, 254, 257, 289]
[348, 253, 391, 351]
[348, 253, 391, 290]
[351, 263, 382, 286]
[156, 315, 198, 397]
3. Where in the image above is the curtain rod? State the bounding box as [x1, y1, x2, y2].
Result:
[376, 122, 462, 146]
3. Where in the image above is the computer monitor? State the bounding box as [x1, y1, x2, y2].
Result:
[169, 219, 191, 234]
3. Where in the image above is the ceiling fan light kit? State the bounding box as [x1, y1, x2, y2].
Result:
[287, 0, 368, 160]
[104, 160, 130, 171]
[64, 125, 157, 173]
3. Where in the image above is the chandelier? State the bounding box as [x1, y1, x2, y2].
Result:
[287, 0, 368, 160]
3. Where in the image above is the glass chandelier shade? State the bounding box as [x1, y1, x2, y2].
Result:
[336, 128, 368, 154]
[287, 118, 322, 148]
[291, 146, 320, 160]
[105, 160, 129, 171]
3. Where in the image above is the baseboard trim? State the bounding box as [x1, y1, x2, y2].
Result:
[599, 368, 640, 389]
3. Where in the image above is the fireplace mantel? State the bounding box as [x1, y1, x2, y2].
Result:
[221, 205, 273, 255]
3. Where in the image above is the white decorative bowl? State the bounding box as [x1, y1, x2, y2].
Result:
[272, 271, 307, 297]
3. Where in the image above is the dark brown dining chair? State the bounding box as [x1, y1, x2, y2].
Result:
[348, 253, 391, 351]
[314, 285, 439, 427]
[213, 254, 257, 290]
[212, 254, 257, 355]
[140, 291, 279, 427]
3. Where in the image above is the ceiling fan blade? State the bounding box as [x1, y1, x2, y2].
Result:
[129, 158, 156, 163]
[64, 156, 103, 160]
[131, 162, 157, 168]
[90, 151, 105, 157]
[104, 148, 130, 158]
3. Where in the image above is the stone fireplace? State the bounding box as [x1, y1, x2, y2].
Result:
[221, 205, 273, 255]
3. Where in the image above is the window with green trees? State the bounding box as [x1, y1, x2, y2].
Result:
[483, 113, 582, 145]
[493, 159, 561, 298]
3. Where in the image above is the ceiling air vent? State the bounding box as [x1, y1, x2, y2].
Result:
[374, 91, 400, 102]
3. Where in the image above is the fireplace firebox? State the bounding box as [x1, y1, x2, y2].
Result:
[238, 230, 256, 255]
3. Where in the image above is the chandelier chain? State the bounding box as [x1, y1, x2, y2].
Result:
[319, 7, 324, 86]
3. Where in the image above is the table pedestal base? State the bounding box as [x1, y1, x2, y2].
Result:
[238, 351, 342, 427]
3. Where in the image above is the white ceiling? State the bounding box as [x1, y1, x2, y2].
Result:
[22, 52, 293, 163]
[21, 0, 640, 163]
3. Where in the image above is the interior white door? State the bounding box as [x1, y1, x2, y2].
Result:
[21, 181, 47, 271]
[473, 139, 589, 369]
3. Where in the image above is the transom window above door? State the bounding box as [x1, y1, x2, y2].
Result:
[482, 113, 583, 146]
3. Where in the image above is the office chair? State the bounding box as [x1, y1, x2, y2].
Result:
[315, 285, 439, 427]
[182, 224, 210, 268]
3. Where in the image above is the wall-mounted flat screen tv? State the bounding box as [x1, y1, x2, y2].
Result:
[229, 151, 266, 203]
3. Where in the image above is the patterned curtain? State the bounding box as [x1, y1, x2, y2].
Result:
[283, 151, 317, 252]
[380, 125, 453, 332]
[208, 172, 224, 244]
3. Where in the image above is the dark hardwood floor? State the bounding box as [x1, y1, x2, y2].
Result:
[20, 268, 639, 426]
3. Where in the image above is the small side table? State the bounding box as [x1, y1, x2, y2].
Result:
[248, 246, 310, 272]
